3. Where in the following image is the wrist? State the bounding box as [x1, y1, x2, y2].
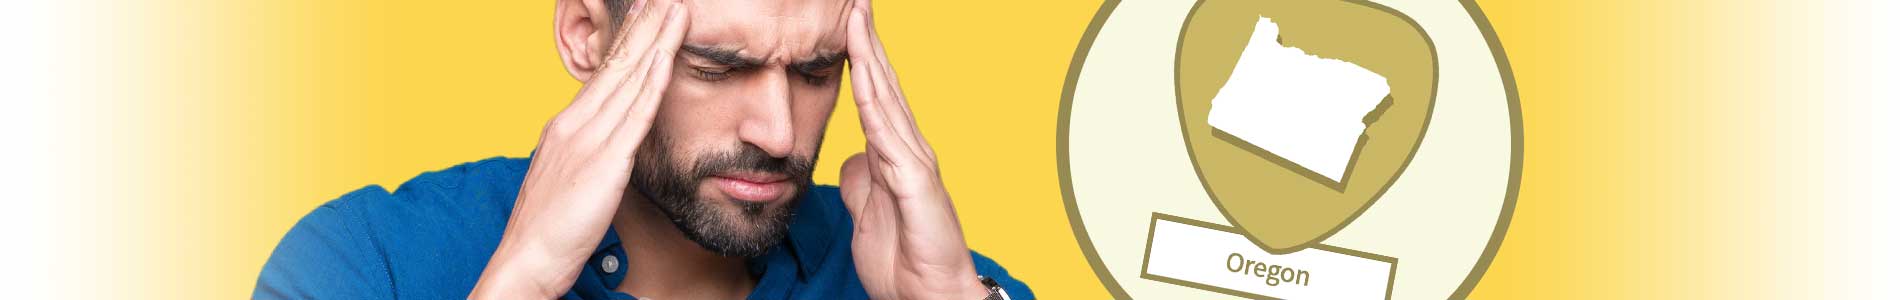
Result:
[898, 267, 988, 300]
[473, 238, 581, 299]
[952, 278, 993, 300]
[903, 278, 989, 300]
[469, 265, 558, 300]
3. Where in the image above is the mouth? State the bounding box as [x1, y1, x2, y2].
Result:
[709, 171, 793, 203]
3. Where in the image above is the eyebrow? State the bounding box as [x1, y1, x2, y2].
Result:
[791, 51, 848, 75]
[680, 44, 846, 75]
[681, 45, 764, 69]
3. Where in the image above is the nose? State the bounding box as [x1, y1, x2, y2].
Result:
[737, 70, 796, 158]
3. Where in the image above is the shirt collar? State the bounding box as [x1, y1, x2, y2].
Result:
[594, 229, 630, 288]
[782, 184, 842, 277]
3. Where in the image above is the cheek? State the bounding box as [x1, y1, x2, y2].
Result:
[791, 87, 841, 147]
[655, 81, 746, 147]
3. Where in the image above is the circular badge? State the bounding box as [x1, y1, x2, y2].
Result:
[1059, 0, 1519, 299]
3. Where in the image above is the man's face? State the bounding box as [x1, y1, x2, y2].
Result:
[625, 0, 851, 257]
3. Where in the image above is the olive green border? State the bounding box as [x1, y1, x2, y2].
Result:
[1057, 1, 1132, 298]
[1173, 0, 1441, 256]
[1446, 1, 1522, 298]
[1137, 212, 1398, 300]
[1056, 0, 1522, 299]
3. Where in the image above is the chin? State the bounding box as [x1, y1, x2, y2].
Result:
[677, 185, 802, 257]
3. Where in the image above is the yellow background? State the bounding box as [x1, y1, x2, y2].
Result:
[76, 0, 1864, 298]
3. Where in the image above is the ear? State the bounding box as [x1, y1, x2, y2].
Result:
[555, 0, 614, 82]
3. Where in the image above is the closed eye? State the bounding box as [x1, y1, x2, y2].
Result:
[795, 70, 834, 86]
[689, 66, 733, 81]
[679, 45, 762, 82]
[791, 52, 846, 86]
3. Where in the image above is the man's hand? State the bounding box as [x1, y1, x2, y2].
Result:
[838, 2, 990, 299]
[470, 1, 687, 298]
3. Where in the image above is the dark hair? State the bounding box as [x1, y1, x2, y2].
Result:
[604, 0, 634, 43]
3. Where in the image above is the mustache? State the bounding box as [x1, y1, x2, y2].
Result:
[687, 142, 816, 184]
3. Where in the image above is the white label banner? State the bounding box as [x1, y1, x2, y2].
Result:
[1142, 215, 1395, 300]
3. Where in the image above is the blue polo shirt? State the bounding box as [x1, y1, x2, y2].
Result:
[253, 157, 1033, 299]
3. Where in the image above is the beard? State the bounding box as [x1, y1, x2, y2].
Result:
[627, 129, 816, 257]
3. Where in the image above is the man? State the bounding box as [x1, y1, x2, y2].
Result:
[252, 0, 1032, 299]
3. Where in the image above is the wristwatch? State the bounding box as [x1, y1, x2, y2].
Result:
[978, 275, 1010, 300]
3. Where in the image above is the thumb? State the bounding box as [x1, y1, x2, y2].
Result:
[838, 152, 874, 220]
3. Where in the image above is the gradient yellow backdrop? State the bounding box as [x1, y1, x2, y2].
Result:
[41, 0, 1886, 299]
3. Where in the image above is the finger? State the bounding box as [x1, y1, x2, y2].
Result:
[864, 9, 896, 92]
[595, 0, 682, 113]
[604, 0, 679, 67]
[867, 146, 922, 207]
[605, 4, 688, 155]
[598, 45, 667, 154]
[863, 148, 904, 223]
[583, 2, 680, 141]
[846, 13, 914, 168]
[848, 65, 909, 167]
[564, 0, 676, 124]
[860, 9, 931, 161]
[850, 8, 931, 163]
[581, 44, 658, 139]
[596, 0, 687, 130]
[847, 148, 904, 232]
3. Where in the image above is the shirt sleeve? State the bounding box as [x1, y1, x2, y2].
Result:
[969, 250, 1036, 300]
[253, 186, 399, 300]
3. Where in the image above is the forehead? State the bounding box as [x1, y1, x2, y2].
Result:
[682, 0, 852, 60]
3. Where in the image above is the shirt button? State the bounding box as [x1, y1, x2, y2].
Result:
[600, 255, 620, 274]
